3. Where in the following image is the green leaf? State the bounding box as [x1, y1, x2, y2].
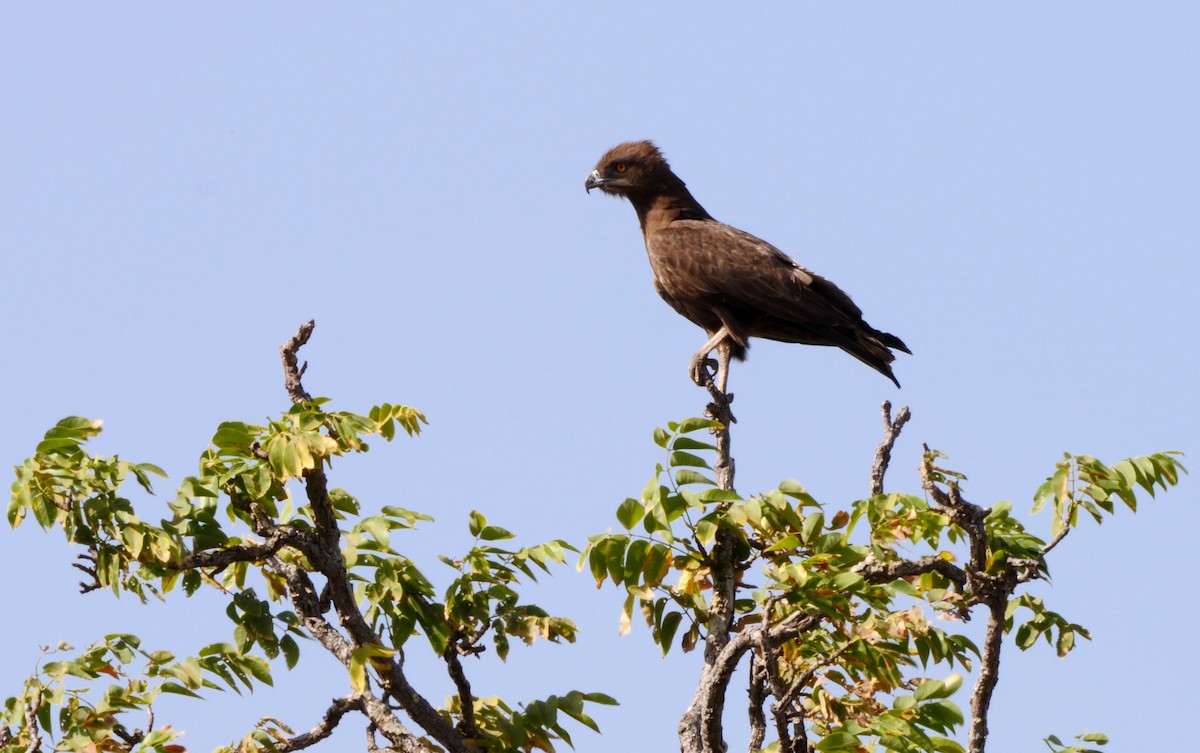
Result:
[669, 451, 710, 469]
[280, 635, 300, 669]
[653, 426, 670, 448]
[675, 469, 715, 487]
[479, 525, 514, 541]
[765, 534, 801, 553]
[815, 732, 860, 751]
[677, 417, 720, 434]
[827, 572, 863, 591]
[616, 498, 644, 530]
[468, 510, 487, 537]
[657, 611, 682, 656]
[801, 511, 824, 543]
[914, 674, 961, 701]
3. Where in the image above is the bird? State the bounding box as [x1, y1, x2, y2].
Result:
[585, 140, 910, 393]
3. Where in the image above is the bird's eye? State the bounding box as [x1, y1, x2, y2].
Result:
[614, 162, 628, 173]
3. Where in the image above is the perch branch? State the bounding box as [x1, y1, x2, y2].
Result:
[679, 373, 740, 753]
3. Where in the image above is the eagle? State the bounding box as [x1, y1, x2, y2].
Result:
[586, 140, 910, 393]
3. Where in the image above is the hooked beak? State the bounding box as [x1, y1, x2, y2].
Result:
[584, 170, 605, 193]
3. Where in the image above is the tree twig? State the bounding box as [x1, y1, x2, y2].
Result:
[870, 401, 911, 496]
[281, 320, 315, 403]
[73, 549, 101, 594]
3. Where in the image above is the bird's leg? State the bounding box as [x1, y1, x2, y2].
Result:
[715, 339, 732, 395]
[689, 326, 732, 387]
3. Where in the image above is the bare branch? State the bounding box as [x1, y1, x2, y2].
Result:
[281, 320, 316, 403]
[1041, 527, 1070, 556]
[870, 401, 911, 496]
[73, 549, 101, 594]
[269, 695, 363, 751]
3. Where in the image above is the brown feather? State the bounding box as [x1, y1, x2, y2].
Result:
[587, 140, 909, 387]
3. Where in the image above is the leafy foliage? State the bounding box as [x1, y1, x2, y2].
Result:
[584, 419, 1185, 753]
[6, 400, 611, 753]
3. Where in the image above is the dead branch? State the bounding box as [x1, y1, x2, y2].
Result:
[281, 320, 315, 404]
[870, 401, 911, 496]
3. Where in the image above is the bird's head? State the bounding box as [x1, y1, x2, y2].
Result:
[585, 140, 671, 197]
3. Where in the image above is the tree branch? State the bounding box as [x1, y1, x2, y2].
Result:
[168, 526, 317, 572]
[359, 695, 436, 753]
[680, 376, 740, 753]
[920, 444, 1016, 753]
[967, 598, 1007, 753]
[853, 554, 968, 594]
[746, 654, 767, 753]
[281, 320, 315, 404]
[268, 695, 364, 751]
[276, 322, 472, 753]
[870, 401, 910, 496]
[22, 689, 41, 753]
[444, 640, 481, 740]
[73, 549, 101, 594]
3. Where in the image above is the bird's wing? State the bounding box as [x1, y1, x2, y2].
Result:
[649, 220, 865, 328]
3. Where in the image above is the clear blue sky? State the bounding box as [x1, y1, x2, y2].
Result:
[2, 4, 1196, 752]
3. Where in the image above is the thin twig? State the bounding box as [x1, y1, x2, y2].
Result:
[73, 549, 101, 594]
[870, 401, 911, 496]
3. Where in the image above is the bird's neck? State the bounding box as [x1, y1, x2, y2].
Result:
[631, 182, 713, 232]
